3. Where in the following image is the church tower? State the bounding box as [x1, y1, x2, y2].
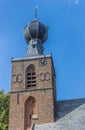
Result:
[9, 13, 56, 130]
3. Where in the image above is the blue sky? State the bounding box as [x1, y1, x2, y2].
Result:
[0, 0, 85, 100]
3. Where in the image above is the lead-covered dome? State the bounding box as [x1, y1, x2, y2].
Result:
[24, 20, 48, 43]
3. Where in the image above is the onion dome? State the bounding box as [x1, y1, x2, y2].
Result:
[23, 8, 48, 57]
[24, 19, 48, 43]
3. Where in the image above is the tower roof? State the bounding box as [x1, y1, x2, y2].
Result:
[23, 9, 48, 57]
[23, 19, 48, 44]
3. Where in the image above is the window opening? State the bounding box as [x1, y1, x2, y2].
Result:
[26, 65, 36, 88]
[32, 44, 36, 48]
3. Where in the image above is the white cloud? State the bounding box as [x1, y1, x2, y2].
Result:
[74, 0, 80, 4]
[68, 0, 80, 5]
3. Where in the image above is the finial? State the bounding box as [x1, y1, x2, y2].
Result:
[34, 5, 39, 20]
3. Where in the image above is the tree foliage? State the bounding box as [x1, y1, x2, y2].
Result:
[0, 91, 10, 130]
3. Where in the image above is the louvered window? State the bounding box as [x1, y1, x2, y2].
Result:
[26, 65, 36, 88]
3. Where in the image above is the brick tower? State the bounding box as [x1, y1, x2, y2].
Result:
[9, 13, 56, 130]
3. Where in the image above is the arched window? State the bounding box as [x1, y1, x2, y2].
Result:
[25, 96, 37, 129]
[26, 64, 36, 88]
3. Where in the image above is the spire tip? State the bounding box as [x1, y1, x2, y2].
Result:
[34, 5, 39, 20]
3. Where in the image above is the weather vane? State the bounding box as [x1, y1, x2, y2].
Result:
[34, 5, 39, 20]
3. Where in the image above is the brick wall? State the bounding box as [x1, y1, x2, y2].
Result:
[9, 55, 56, 130]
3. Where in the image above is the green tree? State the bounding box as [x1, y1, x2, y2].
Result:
[0, 91, 10, 130]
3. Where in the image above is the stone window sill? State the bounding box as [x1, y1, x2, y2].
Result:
[32, 115, 38, 120]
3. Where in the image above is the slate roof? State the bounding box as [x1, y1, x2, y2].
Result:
[34, 98, 85, 130]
